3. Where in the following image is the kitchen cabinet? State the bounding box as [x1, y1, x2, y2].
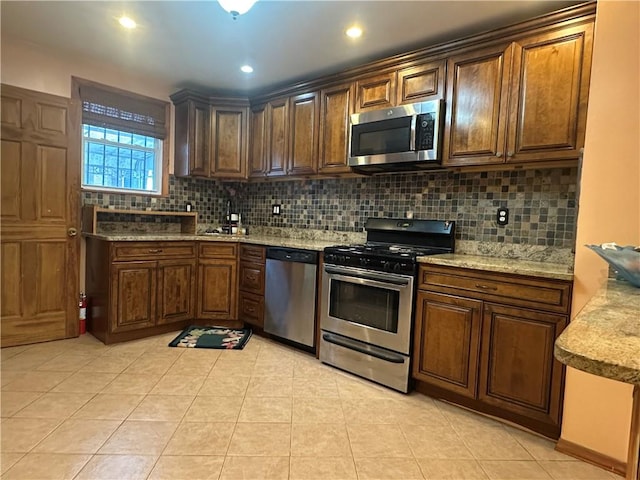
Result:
[249, 105, 267, 177]
[197, 243, 238, 321]
[318, 82, 355, 174]
[238, 244, 266, 328]
[413, 264, 572, 439]
[288, 92, 319, 175]
[172, 93, 210, 177]
[210, 102, 249, 178]
[354, 71, 396, 112]
[171, 90, 249, 179]
[443, 22, 593, 167]
[265, 97, 289, 177]
[86, 239, 197, 344]
[397, 60, 446, 104]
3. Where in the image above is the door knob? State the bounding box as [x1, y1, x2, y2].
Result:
[67, 227, 78, 237]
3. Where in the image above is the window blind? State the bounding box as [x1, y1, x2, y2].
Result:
[75, 78, 168, 139]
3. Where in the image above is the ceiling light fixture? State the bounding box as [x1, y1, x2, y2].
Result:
[240, 65, 254, 73]
[118, 16, 137, 29]
[346, 26, 363, 39]
[218, 0, 257, 19]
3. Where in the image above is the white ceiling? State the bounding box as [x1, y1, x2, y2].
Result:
[1, 0, 583, 95]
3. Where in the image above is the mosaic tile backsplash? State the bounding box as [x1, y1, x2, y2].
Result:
[82, 167, 578, 248]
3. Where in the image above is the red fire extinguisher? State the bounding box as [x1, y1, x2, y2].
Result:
[79, 292, 87, 335]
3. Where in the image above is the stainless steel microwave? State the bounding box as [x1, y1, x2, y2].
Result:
[348, 99, 443, 173]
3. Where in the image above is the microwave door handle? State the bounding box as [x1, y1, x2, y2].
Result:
[410, 114, 417, 151]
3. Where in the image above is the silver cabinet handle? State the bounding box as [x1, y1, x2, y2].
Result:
[475, 284, 497, 291]
[148, 249, 163, 253]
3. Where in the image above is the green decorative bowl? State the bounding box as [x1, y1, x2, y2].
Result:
[586, 244, 640, 288]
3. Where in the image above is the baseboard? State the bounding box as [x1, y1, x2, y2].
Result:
[555, 438, 626, 477]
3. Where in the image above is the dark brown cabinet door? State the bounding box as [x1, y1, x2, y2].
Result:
[238, 291, 264, 328]
[506, 24, 594, 164]
[157, 258, 197, 325]
[354, 72, 397, 112]
[412, 291, 482, 399]
[239, 261, 265, 295]
[318, 83, 354, 174]
[197, 259, 237, 321]
[397, 60, 446, 104]
[478, 303, 567, 429]
[265, 98, 289, 177]
[211, 106, 248, 178]
[111, 261, 157, 333]
[443, 44, 513, 167]
[174, 99, 210, 177]
[288, 92, 319, 175]
[249, 106, 266, 177]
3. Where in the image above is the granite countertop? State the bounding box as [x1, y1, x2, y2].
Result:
[83, 233, 339, 252]
[418, 253, 574, 281]
[554, 280, 640, 385]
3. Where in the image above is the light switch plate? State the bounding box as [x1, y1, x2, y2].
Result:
[272, 204, 281, 215]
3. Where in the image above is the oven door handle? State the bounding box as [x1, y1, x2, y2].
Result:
[322, 332, 406, 364]
[323, 266, 411, 286]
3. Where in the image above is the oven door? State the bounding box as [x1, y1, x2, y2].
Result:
[321, 264, 414, 355]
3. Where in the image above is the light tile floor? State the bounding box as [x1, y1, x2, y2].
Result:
[0, 332, 620, 480]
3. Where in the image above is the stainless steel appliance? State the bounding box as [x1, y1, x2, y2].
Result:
[264, 247, 318, 347]
[348, 100, 444, 173]
[320, 218, 455, 392]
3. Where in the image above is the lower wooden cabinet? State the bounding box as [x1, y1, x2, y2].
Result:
[413, 291, 481, 399]
[197, 242, 238, 322]
[237, 244, 266, 328]
[87, 239, 198, 344]
[413, 264, 572, 439]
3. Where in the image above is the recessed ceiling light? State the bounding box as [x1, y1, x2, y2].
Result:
[118, 16, 137, 29]
[240, 65, 254, 73]
[346, 26, 362, 39]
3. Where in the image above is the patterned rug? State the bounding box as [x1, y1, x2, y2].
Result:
[168, 326, 252, 350]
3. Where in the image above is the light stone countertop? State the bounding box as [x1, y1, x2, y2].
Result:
[417, 253, 574, 281]
[83, 232, 340, 252]
[554, 280, 640, 385]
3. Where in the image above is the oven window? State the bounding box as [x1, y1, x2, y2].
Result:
[328, 279, 399, 333]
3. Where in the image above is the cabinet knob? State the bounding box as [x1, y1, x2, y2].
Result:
[507, 151, 514, 158]
[496, 152, 503, 158]
[67, 227, 78, 237]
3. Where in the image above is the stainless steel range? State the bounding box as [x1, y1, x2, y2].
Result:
[319, 218, 455, 392]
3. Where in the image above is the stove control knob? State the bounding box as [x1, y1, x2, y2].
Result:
[359, 258, 368, 267]
[393, 263, 401, 272]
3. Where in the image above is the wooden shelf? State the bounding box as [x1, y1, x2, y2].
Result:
[82, 205, 198, 234]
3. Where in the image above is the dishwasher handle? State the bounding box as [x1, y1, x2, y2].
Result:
[266, 247, 318, 264]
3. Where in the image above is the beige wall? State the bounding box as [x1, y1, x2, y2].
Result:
[560, 0, 640, 463]
[1, 36, 177, 172]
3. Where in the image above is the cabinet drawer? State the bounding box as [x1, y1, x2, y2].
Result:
[240, 244, 266, 263]
[112, 242, 196, 261]
[239, 261, 265, 295]
[238, 291, 264, 327]
[199, 242, 238, 259]
[419, 265, 571, 314]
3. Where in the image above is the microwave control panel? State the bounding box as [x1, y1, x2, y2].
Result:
[416, 113, 435, 150]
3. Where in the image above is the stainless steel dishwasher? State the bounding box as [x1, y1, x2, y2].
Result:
[264, 247, 318, 347]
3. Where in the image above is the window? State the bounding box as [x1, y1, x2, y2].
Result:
[73, 77, 170, 195]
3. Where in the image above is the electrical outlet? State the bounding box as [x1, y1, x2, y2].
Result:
[497, 207, 509, 226]
[272, 204, 281, 216]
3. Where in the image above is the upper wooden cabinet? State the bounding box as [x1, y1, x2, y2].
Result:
[210, 104, 248, 178]
[249, 105, 267, 177]
[173, 95, 211, 177]
[505, 24, 593, 164]
[265, 98, 289, 177]
[288, 92, 319, 175]
[171, 90, 249, 179]
[318, 82, 354, 174]
[354, 72, 397, 112]
[443, 22, 593, 167]
[397, 60, 446, 104]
